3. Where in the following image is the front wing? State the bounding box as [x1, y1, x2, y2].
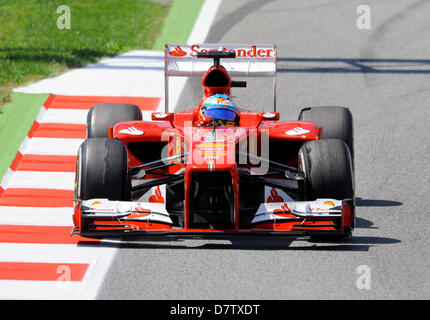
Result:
[72, 198, 355, 237]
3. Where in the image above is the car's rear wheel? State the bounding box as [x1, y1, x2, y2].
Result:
[75, 138, 130, 201]
[298, 106, 354, 165]
[87, 103, 142, 138]
[298, 139, 355, 238]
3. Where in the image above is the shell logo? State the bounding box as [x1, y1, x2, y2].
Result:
[324, 201, 335, 207]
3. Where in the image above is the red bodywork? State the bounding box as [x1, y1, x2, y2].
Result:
[72, 58, 354, 238]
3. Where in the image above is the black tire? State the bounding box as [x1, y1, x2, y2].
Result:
[298, 139, 355, 238]
[298, 106, 354, 163]
[87, 103, 142, 138]
[75, 138, 130, 201]
[299, 139, 354, 200]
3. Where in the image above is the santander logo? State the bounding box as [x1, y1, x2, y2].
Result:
[191, 44, 274, 58]
[169, 45, 275, 58]
[148, 186, 165, 204]
[273, 203, 294, 218]
[169, 46, 187, 57]
[266, 188, 283, 203]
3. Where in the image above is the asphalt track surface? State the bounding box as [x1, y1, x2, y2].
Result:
[97, 0, 430, 299]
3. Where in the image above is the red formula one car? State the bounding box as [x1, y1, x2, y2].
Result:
[72, 44, 355, 239]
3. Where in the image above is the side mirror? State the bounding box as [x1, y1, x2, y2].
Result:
[260, 112, 279, 121]
[151, 112, 174, 122]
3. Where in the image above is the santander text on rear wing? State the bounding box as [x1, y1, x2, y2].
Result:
[164, 43, 277, 112]
[165, 44, 277, 76]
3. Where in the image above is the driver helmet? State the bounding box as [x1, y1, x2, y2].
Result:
[199, 94, 239, 127]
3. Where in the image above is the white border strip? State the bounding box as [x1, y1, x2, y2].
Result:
[6, 171, 75, 190]
[0, 243, 104, 263]
[24, 138, 84, 156]
[187, 0, 222, 44]
[0, 207, 73, 226]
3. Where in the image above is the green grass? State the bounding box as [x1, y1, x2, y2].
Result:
[0, 0, 170, 106]
[0, 92, 49, 178]
[152, 0, 204, 51]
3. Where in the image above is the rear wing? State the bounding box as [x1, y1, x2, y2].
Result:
[164, 43, 277, 112]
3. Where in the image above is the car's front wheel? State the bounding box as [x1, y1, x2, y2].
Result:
[75, 138, 130, 201]
[298, 139, 355, 238]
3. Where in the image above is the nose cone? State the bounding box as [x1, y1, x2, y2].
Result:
[184, 127, 246, 171]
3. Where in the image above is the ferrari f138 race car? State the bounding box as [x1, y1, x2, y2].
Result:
[72, 44, 355, 239]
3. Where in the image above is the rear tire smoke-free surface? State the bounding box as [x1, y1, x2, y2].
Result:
[87, 103, 142, 138]
[75, 138, 130, 201]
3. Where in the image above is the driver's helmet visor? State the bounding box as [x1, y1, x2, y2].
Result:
[203, 106, 237, 121]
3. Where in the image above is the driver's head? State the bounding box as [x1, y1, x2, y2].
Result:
[199, 94, 239, 127]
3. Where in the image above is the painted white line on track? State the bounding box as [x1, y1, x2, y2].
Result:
[40, 109, 88, 124]
[39, 108, 153, 124]
[34, 106, 47, 122]
[14, 50, 165, 98]
[6, 171, 75, 190]
[0, 243, 107, 263]
[187, 0, 222, 44]
[0, 207, 73, 226]
[0, 280, 87, 300]
[23, 138, 84, 156]
[0, 168, 14, 191]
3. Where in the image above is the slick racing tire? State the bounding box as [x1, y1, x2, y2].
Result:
[298, 106, 354, 165]
[75, 138, 130, 201]
[298, 139, 355, 239]
[87, 103, 142, 138]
